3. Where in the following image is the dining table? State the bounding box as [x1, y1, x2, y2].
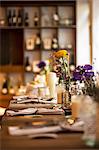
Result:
[0, 99, 99, 150]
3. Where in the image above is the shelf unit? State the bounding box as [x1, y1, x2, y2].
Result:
[0, 0, 76, 100]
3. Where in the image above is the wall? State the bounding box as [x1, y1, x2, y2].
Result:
[92, 0, 99, 72]
[76, 0, 90, 66]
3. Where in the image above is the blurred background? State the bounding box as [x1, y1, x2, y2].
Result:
[0, 0, 99, 107]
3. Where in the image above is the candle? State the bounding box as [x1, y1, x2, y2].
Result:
[46, 72, 57, 98]
[0, 107, 6, 116]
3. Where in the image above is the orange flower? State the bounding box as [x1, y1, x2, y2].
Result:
[54, 50, 68, 60]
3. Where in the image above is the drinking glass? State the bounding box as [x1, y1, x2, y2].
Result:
[79, 95, 97, 147]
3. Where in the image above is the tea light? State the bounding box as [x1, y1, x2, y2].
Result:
[0, 19, 5, 26]
[0, 107, 6, 116]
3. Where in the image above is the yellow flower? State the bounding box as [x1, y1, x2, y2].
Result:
[49, 58, 52, 63]
[54, 50, 68, 60]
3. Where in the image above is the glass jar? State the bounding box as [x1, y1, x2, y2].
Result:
[79, 95, 97, 147]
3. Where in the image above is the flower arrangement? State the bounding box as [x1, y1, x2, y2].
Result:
[50, 49, 70, 88]
[73, 64, 99, 102]
[73, 64, 94, 81]
[73, 64, 94, 95]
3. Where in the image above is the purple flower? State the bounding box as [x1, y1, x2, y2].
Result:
[84, 72, 94, 78]
[37, 61, 46, 69]
[73, 72, 82, 80]
[76, 65, 84, 71]
[83, 64, 92, 70]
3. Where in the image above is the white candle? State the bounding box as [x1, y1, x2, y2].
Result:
[0, 107, 6, 116]
[46, 72, 57, 98]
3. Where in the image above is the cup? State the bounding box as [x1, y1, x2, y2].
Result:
[43, 38, 52, 50]
[79, 96, 97, 147]
[71, 95, 81, 119]
[26, 37, 35, 50]
[56, 84, 63, 104]
[56, 84, 67, 104]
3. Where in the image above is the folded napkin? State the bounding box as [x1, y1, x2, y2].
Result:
[37, 108, 64, 115]
[16, 99, 56, 104]
[16, 98, 39, 104]
[13, 95, 29, 100]
[61, 120, 84, 132]
[6, 107, 64, 116]
[12, 96, 56, 104]
[8, 125, 61, 136]
[9, 103, 53, 109]
[6, 108, 37, 116]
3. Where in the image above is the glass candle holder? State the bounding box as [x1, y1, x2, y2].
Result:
[71, 95, 82, 119]
[79, 95, 97, 147]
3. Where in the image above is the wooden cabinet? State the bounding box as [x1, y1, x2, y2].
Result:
[0, 0, 76, 100]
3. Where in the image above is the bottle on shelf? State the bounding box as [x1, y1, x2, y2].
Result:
[7, 9, 12, 26]
[53, 12, 59, 26]
[52, 35, 59, 51]
[12, 9, 17, 26]
[35, 33, 41, 49]
[34, 12, 39, 27]
[25, 56, 32, 72]
[1, 78, 8, 95]
[17, 9, 23, 26]
[24, 12, 29, 26]
[9, 85, 15, 95]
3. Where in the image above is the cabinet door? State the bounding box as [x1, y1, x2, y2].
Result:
[0, 29, 23, 65]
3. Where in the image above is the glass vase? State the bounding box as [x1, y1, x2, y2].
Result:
[80, 95, 97, 147]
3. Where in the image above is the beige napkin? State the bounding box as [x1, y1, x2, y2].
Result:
[61, 120, 84, 132]
[9, 103, 52, 109]
[8, 125, 61, 136]
[6, 108, 37, 116]
[6, 107, 64, 116]
[37, 108, 64, 115]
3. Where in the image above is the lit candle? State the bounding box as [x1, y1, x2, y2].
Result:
[0, 107, 6, 116]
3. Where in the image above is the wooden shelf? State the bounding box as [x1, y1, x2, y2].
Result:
[0, 65, 24, 73]
[0, 26, 23, 29]
[0, 0, 76, 85]
[25, 49, 40, 52]
[41, 49, 52, 51]
[0, 25, 76, 30]
[58, 25, 76, 29]
[25, 70, 33, 73]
